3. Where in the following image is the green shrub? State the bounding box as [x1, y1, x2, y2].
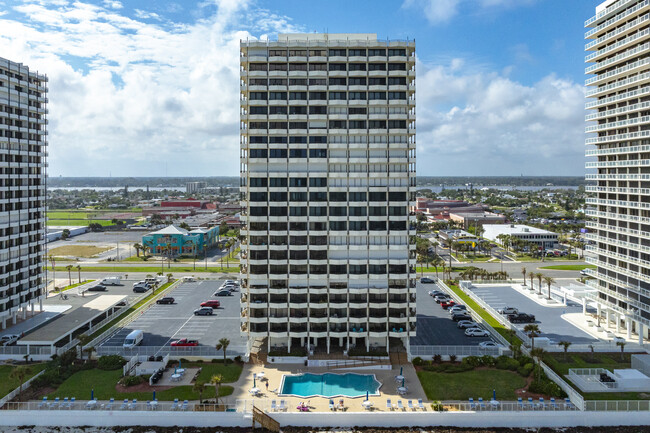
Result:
[97, 355, 127, 371]
[431, 401, 444, 411]
[461, 356, 481, 367]
[518, 363, 534, 377]
[424, 363, 474, 374]
[481, 355, 496, 367]
[433, 354, 442, 364]
[517, 356, 533, 367]
[120, 375, 146, 387]
[412, 357, 424, 366]
[449, 355, 457, 363]
[32, 369, 65, 388]
[234, 355, 243, 364]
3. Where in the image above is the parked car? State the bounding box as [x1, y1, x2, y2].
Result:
[440, 300, 456, 309]
[156, 297, 175, 305]
[0, 334, 20, 346]
[452, 313, 472, 322]
[448, 305, 467, 315]
[498, 306, 518, 315]
[420, 277, 435, 283]
[87, 284, 107, 292]
[580, 269, 589, 276]
[507, 313, 536, 323]
[123, 330, 143, 349]
[465, 328, 490, 337]
[457, 320, 479, 329]
[213, 289, 233, 297]
[434, 295, 450, 304]
[479, 341, 499, 349]
[133, 285, 149, 293]
[170, 338, 199, 347]
[101, 277, 121, 286]
[194, 307, 214, 316]
[200, 300, 221, 309]
[428, 290, 444, 297]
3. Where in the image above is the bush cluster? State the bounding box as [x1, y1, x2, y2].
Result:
[32, 349, 86, 389]
[119, 375, 147, 387]
[528, 369, 567, 398]
[97, 355, 127, 371]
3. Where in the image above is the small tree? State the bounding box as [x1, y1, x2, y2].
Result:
[61, 228, 70, 240]
[133, 243, 141, 258]
[528, 271, 535, 290]
[66, 265, 73, 286]
[543, 276, 555, 300]
[617, 340, 627, 361]
[193, 380, 207, 403]
[76, 264, 82, 284]
[216, 338, 230, 363]
[524, 324, 541, 350]
[529, 347, 545, 380]
[588, 344, 595, 362]
[166, 273, 173, 283]
[521, 266, 527, 286]
[509, 339, 522, 359]
[77, 333, 93, 361]
[10, 366, 31, 396]
[210, 374, 223, 405]
[536, 272, 543, 295]
[559, 341, 572, 361]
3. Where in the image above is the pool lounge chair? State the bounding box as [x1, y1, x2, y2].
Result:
[418, 399, 424, 410]
[61, 397, 68, 409]
[49, 397, 60, 410]
[565, 398, 573, 410]
[397, 400, 404, 411]
[538, 397, 545, 410]
[271, 400, 277, 412]
[469, 397, 475, 410]
[170, 398, 179, 411]
[105, 398, 115, 410]
[129, 399, 137, 410]
[550, 397, 558, 410]
[517, 397, 524, 410]
[279, 400, 286, 411]
[38, 397, 47, 409]
[181, 400, 189, 411]
[120, 399, 128, 410]
[328, 399, 335, 411]
[386, 399, 392, 410]
[407, 400, 414, 410]
[528, 397, 534, 409]
[68, 397, 75, 409]
[478, 397, 486, 410]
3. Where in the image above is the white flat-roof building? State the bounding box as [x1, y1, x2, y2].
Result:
[482, 224, 558, 249]
[0, 58, 48, 329]
[239, 33, 416, 355]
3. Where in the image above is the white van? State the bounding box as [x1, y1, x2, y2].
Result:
[183, 276, 196, 282]
[144, 277, 159, 286]
[102, 276, 121, 286]
[123, 330, 144, 349]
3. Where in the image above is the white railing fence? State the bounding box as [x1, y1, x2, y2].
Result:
[538, 360, 585, 411]
[0, 370, 45, 409]
[96, 345, 248, 358]
[410, 345, 499, 358]
[584, 400, 650, 411]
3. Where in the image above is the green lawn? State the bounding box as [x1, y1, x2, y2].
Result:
[48, 265, 238, 273]
[446, 282, 519, 345]
[47, 219, 113, 227]
[47, 366, 241, 401]
[417, 369, 527, 401]
[539, 265, 595, 271]
[0, 363, 47, 398]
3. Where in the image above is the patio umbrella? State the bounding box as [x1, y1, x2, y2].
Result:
[91, 388, 94, 400]
[253, 374, 256, 388]
[366, 391, 369, 401]
[399, 366, 403, 376]
[179, 360, 182, 369]
[493, 389, 496, 400]
[401, 378, 405, 388]
[153, 390, 156, 401]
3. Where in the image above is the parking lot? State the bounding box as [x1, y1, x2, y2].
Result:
[467, 284, 599, 345]
[99, 280, 247, 356]
[410, 281, 493, 346]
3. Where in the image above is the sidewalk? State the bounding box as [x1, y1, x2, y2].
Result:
[0, 305, 70, 337]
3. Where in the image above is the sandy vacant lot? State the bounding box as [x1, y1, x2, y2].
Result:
[48, 245, 113, 258]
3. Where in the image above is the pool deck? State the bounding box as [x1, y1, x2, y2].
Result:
[229, 363, 427, 412]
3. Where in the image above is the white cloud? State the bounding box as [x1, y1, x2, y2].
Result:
[0, 0, 299, 176]
[134, 9, 162, 21]
[404, 0, 537, 24]
[416, 59, 585, 175]
[102, 0, 122, 9]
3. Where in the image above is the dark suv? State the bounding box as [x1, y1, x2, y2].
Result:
[156, 297, 175, 305]
[508, 313, 536, 323]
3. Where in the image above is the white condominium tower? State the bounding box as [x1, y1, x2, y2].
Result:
[0, 58, 47, 329]
[585, 0, 650, 344]
[239, 33, 416, 355]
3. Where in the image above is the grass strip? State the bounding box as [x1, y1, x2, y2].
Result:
[48, 265, 238, 273]
[539, 265, 596, 271]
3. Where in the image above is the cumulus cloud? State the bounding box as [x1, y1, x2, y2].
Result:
[102, 0, 122, 9]
[0, 0, 299, 176]
[416, 59, 585, 175]
[404, 0, 537, 24]
[134, 9, 162, 21]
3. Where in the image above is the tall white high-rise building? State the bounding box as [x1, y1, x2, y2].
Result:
[0, 57, 48, 329]
[585, 0, 650, 344]
[239, 33, 416, 355]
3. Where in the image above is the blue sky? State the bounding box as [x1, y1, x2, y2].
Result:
[0, 0, 599, 177]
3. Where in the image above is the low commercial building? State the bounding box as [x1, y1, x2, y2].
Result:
[449, 212, 506, 230]
[438, 229, 478, 246]
[482, 224, 558, 249]
[142, 225, 219, 257]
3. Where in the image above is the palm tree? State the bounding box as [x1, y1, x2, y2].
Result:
[528, 271, 535, 291]
[524, 324, 541, 350]
[536, 272, 543, 295]
[133, 243, 141, 258]
[210, 374, 223, 405]
[509, 339, 522, 358]
[10, 366, 31, 396]
[616, 340, 627, 361]
[432, 256, 443, 280]
[77, 333, 93, 361]
[521, 267, 527, 286]
[543, 276, 555, 300]
[66, 265, 73, 286]
[216, 338, 230, 363]
[529, 347, 545, 380]
[559, 341, 572, 361]
[193, 380, 207, 403]
[76, 264, 82, 284]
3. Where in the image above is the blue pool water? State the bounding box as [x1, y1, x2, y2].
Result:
[280, 373, 381, 398]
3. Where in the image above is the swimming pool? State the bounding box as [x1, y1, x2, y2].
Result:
[279, 373, 382, 398]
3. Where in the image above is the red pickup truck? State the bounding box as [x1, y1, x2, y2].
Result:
[170, 338, 199, 347]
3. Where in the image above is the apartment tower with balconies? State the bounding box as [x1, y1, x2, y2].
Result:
[239, 33, 416, 355]
[585, 0, 650, 344]
[0, 57, 48, 329]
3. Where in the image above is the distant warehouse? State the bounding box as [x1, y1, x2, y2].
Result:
[482, 224, 558, 250]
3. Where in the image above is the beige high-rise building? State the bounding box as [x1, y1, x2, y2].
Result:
[239, 33, 416, 355]
[0, 57, 47, 329]
[585, 0, 650, 344]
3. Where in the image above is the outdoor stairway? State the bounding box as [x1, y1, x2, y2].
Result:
[390, 351, 409, 367]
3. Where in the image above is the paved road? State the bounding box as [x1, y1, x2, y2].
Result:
[467, 284, 598, 345]
[410, 282, 492, 346]
[100, 280, 247, 355]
